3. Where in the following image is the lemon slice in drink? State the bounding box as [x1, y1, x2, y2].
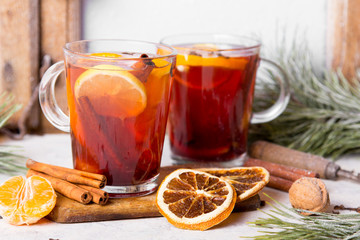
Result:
[74, 64, 147, 119]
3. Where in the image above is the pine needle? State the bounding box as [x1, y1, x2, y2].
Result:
[0, 92, 26, 175]
[0, 146, 27, 175]
[250, 40, 360, 159]
[245, 193, 360, 240]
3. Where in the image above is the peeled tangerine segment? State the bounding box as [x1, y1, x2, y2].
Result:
[74, 64, 147, 119]
[0, 176, 56, 225]
[156, 169, 236, 231]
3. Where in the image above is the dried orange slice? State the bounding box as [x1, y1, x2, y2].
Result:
[0, 176, 56, 225]
[74, 64, 147, 119]
[156, 169, 236, 231]
[202, 167, 270, 202]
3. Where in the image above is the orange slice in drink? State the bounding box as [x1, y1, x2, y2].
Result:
[201, 167, 270, 202]
[176, 54, 248, 70]
[192, 43, 219, 51]
[74, 64, 147, 119]
[174, 43, 248, 70]
[156, 169, 236, 231]
[0, 176, 56, 225]
[90, 52, 122, 58]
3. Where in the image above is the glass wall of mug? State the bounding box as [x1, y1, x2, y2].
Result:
[39, 39, 177, 197]
[161, 34, 289, 165]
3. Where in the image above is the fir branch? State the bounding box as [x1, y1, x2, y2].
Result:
[0, 146, 27, 175]
[246, 194, 360, 240]
[0, 92, 22, 127]
[250, 40, 360, 159]
[0, 92, 26, 175]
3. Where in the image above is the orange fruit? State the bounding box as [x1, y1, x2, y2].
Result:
[0, 176, 56, 225]
[74, 64, 147, 119]
[201, 167, 270, 202]
[90, 52, 122, 58]
[176, 54, 248, 70]
[156, 169, 236, 231]
[192, 43, 219, 51]
[175, 43, 248, 70]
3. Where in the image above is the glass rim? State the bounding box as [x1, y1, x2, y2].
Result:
[160, 33, 261, 52]
[63, 39, 177, 60]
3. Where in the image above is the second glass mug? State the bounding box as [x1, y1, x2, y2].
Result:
[39, 40, 177, 197]
[161, 34, 290, 164]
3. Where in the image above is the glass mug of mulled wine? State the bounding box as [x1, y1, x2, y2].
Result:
[39, 40, 176, 197]
[161, 34, 289, 165]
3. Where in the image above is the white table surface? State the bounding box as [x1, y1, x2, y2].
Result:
[0, 134, 359, 240]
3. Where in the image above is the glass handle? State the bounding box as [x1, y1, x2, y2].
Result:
[251, 58, 290, 124]
[39, 61, 70, 132]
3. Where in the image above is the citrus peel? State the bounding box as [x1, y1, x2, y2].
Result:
[156, 169, 236, 231]
[74, 64, 147, 119]
[202, 167, 270, 202]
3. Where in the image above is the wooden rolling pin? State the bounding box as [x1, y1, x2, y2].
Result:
[249, 141, 360, 181]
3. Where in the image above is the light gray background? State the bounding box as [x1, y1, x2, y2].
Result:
[82, 0, 327, 68]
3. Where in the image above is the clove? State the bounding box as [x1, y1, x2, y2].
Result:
[334, 205, 360, 213]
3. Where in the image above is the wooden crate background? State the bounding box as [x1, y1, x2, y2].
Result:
[0, 0, 80, 133]
[0, 0, 359, 133]
[40, 0, 80, 132]
[327, 0, 360, 82]
[0, 0, 40, 130]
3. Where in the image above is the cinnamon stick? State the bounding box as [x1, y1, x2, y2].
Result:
[268, 175, 293, 192]
[244, 158, 319, 181]
[27, 169, 92, 204]
[249, 141, 327, 178]
[131, 54, 155, 81]
[26, 159, 106, 188]
[73, 56, 154, 175]
[77, 96, 129, 170]
[77, 184, 109, 205]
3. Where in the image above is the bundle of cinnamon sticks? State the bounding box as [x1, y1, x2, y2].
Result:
[26, 159, 109, 205]
[244, 158, 319, 192]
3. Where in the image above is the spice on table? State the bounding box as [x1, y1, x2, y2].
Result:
[27, 169, 92, 204]
[267, 175, 293, 192]
[26, 159, 109, 205]
[77, 184, 109, 205]
[26, 159, 106, 188]
[249, 140, 360, 181]
[333, 204, 360, 213]
[244, 158, 319, 181]
[243, 158, 319, 192]
[288, 177, 330, 215]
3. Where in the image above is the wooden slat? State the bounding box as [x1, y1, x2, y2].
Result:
[40, 0, 81, 132]
[327, 0, 360, 82]
[0, 0, 39, 129]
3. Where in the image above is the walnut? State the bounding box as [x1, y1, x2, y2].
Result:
[289, 177, 330, 215]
